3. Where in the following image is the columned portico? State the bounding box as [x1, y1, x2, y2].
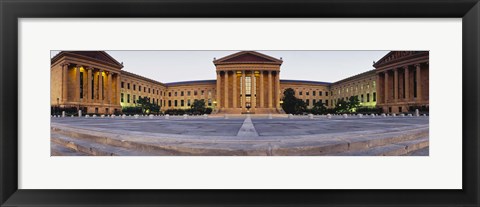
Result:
[213, 51, 283, 114]
[50, 51, 123, 115]
[374, 51, 429, 113]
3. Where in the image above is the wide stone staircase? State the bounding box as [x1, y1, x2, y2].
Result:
[51, 124, 429, 156]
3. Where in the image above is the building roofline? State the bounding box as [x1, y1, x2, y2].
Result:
[280, 79, 331, 85]
[165, 79, 217, 86]
[120, 70, 166, 87]
[331, 69, 377, 85]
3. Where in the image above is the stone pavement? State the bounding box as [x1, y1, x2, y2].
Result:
[50, 115, 429, 156]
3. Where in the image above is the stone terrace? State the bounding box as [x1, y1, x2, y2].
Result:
[51, 115, 429, 156]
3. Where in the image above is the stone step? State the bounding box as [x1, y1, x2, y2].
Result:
[51, 125, 428, 156]
[51, 142, 89, 156]
[52, 127, 191, 155]
[332, 137, 429, 156]
[271, 128, 428, 156]
[51, 133, 171, 156]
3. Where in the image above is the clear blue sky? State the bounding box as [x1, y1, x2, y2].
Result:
[51, 50, 388, 83]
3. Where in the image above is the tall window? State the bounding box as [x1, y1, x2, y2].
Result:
[168, 100, 171, 107]
[133, 84, 136, 90]
[174, 100, 178, 107]
[79, 71, 84, 99]
[187, 99, 191, 106]
[133, 95, 136, 103]
[139, 86, 141, 91]
[361, 94, 364, 102]
[121, 82, 124, 88]
[127, 94, 130, 103]
[127, 83, 130, 90]
[181, 91, 184, 96]
[367, 93, 370, 102]
[91, 73, 94, 100]
[208, 99, 212, 106]
[373, 92, 377, 102]
[187, 91, 191, 96]
[313, 91, 316, 96]
[245, 77, 251, 95]
[325, 92, 328, 96]
[325, 100, 328, 106]
[102, 75, 105, 100]
[121, 93, 124, 103]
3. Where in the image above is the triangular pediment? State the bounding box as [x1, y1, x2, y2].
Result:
[214, 51, 283, 65]
[52, 51, 124, 69]
[373, 51, 427, 68]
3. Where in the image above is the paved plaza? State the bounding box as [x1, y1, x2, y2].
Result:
[51, 115, 429, 156]
[51, 115, 428, 137]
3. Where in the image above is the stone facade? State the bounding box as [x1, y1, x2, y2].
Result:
[51, 51, 122, 114]
[328, 70, 378, 109]
[51, 50, 429, 114]
[374, 51, 429, 113]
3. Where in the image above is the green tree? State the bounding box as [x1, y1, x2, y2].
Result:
[281, 88, 298, 114]
[191, 99, 206, 114]
[136, 97, 161, 114]
[311, 101, 327, 115]
[335, 99, 349, 113]
[281, 88, 308, 114]
[347, 96, 360, 112]
[294, 99, 307, 114]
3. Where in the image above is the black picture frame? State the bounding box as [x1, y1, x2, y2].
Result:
[1, 0, 479, 206]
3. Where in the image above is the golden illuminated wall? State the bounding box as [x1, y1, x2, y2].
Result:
[328, 70, 378, 108]
[50, 51, 123, 114]
[163, 81, 217, 110]
[119, 71, 166, 109]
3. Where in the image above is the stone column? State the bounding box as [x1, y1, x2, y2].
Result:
[275, 71, 280, 108]
[416, 64, 422, 101]
[62, 63, 69, 103]
[394, 68, 398, 102]
[404, 66, 410, 101]
[224, 71, 229, 108]
[233, 71, 237, 108]
[87, 67, 93, 103]
[107, 72, 112, 104]
[268, 71, 273, 108]
[242, 70, 246, 111]
[216, 71, 221, 108]
[384, 71, 389, 103]
[116, 73, 121, 105]
[251, 71, 256, 110]
[259, 71, 264, 108]
[75, 65, 81, 102]
[99, 70, 103, 103]
[376, 73, 381, 104]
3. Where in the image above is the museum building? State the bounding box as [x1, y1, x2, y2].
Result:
[50, 50, 429, 114]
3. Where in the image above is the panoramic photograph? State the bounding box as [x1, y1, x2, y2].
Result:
[50, 50, 429, 156]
